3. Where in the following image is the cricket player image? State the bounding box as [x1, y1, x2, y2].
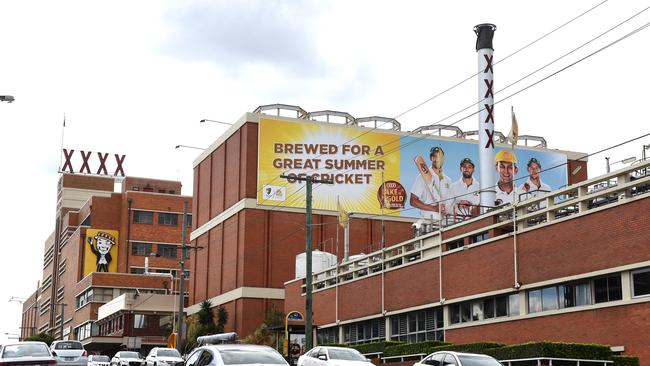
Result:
[450, 157, 480, 217]
[410, 146, 452, 221]
[494, 149, 521, 206]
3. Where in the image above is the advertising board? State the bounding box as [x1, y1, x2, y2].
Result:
[257, 117, 567, 219]
[83, 229, 119, 277]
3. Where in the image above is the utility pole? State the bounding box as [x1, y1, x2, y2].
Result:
[177, 201, 188, 353]
[55, 303, 67, 340]
[280, 175, 333, 350]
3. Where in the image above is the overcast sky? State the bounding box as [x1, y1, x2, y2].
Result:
[1, 0, 648, 341]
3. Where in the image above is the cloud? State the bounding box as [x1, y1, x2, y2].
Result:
[160, 0, 330, 78]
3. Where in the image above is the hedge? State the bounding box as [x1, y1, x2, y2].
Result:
[484, 342, 612, 361]
[383, 340, 450, 357]
[611, 356, 639, 366]
[431, 342, 505, 354]
[352, 341, 403, 355]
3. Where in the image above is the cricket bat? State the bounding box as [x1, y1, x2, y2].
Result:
[414, 155, 433, 185]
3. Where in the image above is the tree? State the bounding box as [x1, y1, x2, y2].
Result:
[242, 304, 284, 350]
[25, 332, 55, 346]
[186, 300, 228, 350]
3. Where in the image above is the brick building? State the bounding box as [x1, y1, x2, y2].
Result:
[187, 104, 589, 343]
[22, 173, 192, 354]
[283, 161, 650, 361]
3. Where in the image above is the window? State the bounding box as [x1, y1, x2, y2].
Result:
[422, 354, 445, 366]
[470, 231, 489, 244]
[186, 214, 192, 228]
[159, 315, 173, 330]
[632, 268, 650, 297]
[446, 238, 464, 250]
[594, 275, 622, 303]
[158, 213, 178, 226]
[529, 282, 593, 313]
[134, 314, 147, 329]
[133, 210, 153, 224]
[452, 293, 518, 324]
[130, 267, 146, 274]
[131, 242, 152, 256]
[316, 327, 338, 344]
[94, 288, 114, 302]
[343, 318, 384, 344]
[391, 308, 443, 342]
[157, 244, 177, 258]
[541, 286, 558, 311]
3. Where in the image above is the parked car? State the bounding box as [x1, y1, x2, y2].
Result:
[89, 354, 112, 366]
[184, 344, 288, 366]
[414, 351, 503, 366]
[51, 340, 89, 366]
[0, 341, 57, 366]
[298, 346, 372, 366]
[111, 351, 145, 366]
[145, 347, 184, 366]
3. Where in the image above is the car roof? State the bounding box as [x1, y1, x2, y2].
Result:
[4, 342, 48, 346]
[317, 347, 356, 351]
[430, 351, 493, 357]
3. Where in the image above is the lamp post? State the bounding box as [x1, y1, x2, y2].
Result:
[199, 119, 232, 126]
[0, 95, 15, 103]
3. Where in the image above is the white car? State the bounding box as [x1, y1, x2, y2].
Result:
[0, 341, 57, 366]
[89, 355, 111, 366]
[298, 347, 372, 366]
[111, 351, 145, 366]
[145, 347, 184, 366]
[51, 340, 89, 366]
[184, 344, 288, 366]
[413, 351, 503, 366]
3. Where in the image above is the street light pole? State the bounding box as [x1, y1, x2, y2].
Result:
[0, 95, 15, 103]
[55, 303, 67, 340]
[177, 201, 188, 353]
[199, 119, 232, 126]
[279, 175, 333, 350]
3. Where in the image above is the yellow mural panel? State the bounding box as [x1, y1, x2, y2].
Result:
[84, 229, 119, 276]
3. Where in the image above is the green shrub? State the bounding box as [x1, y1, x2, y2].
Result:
[611, 356, 639, 366]
[432, 342, 505, 354]
[485, 342, 612, 361]
[383, 340, 450, 357]
[353, 341, 403, 355]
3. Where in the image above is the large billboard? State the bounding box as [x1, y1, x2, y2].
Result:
[83, 229, 119, 277]
[257, 117, 567, 219]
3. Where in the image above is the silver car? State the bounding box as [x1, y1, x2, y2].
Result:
[89, 355, 112, 366]
[51, 340, 89, 366]
[0, 341, 57, 365]
[111, 351, 145, 366]
[413, 351, 503, 366]
[184, 344, 288, 366]
[298, 347, 373, 366]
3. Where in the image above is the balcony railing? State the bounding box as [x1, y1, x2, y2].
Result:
[301, 160, 650, 294]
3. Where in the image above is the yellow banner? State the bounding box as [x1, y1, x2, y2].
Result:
[84, 229, 119, 277]
[257, 117, 401, 215]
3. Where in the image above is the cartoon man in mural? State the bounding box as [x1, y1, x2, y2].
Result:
[87, 231, 116, 272]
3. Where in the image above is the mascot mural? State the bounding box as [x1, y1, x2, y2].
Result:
[84, 229, 119, 276]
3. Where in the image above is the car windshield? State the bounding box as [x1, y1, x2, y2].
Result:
[456, 355, 503, 366]
[219, 349, 287, 365]
[54, 341, 83, 350]
[2, 344, 51, 358]
[120, 352, 141, 359]
[93, 355, 110, 362]
[327, 349, 366, 361]
[158, 350, 181, 358]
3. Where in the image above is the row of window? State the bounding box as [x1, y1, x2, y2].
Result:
[322, 268, 650, 344]
[318, 308, 444, 345]
[75, 322, 95, 341]
[133, 210, 192, 227]
[132, 242, 179, 258]
[131, 186, 175, 194]
[76, 288, 114, 309]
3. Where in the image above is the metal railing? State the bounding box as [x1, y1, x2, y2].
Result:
[302, 160, 650, 294]
[500, 357, 613, 366]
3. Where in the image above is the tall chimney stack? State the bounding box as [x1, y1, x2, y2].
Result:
[474, 23, 497, 210]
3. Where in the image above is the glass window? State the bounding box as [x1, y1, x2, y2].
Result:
[159, 315, 173, 330]
[54, 341, 83, 350]
[460, 302, 471, 323]
[632, 269, 650, 297]
[390, 308, 443, 342]
[541, 286, 558, 311]
[132, 242, 152, 256]
[131, 267, 146, 274]
[483, 298, 495, 319]
[158, 213, 179, 226]
[157, 244, 177, 258]
[528, 289, 542, 313]
[470, 232, 489, 244]
[133, 210, 153, 224]
[443, 354, 458, 366]
[575, 283, 591, 306]
[508, 294, 520, 316]
[456, 354, 502, 366]
[495, 295, 508, 317]
[328, 349, 366, 361]
[186, 215, 193, 228]
[2, 343, 50, 358]
[158, 349, 181, 358]
[134, 314, 147, 329]
[450, 305, 460, 324]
